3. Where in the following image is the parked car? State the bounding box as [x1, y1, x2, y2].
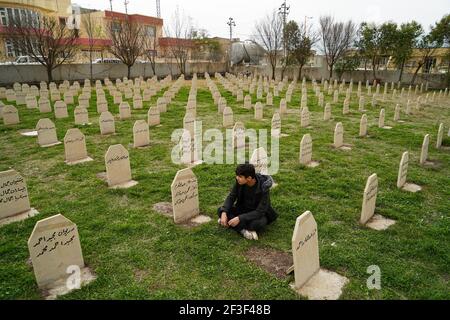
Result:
[0, 55, 43, 65]
[93, 58, 122, 64]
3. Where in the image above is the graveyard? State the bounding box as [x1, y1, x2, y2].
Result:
[0, 75, 449, 300]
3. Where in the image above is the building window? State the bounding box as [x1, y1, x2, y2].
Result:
[146, 26, 156, 37]
[0, 8, 7, 26]
[111, 21, 121, 33]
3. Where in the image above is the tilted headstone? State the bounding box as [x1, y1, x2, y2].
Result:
[99, 111, 115, 135]
[360, 174, 378, 225]
[133, 120, 150, 148]
[171, 168, 200, 224]
[420, 134, 430, 165]
[28, 214, 84, 289]
[397, 151, 409, 189]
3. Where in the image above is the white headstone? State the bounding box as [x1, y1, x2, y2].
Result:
[360, 174, 378, 225]
[133, 120, 150, 148]
[105, 144, 136, 188]
[64, 128, 92, 164]
[36, 118, 60, 147]
[171, 168, 200, 224]
[99, 111, 115, 135]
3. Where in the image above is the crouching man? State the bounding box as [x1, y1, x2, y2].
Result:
[218, 163, 278, 240]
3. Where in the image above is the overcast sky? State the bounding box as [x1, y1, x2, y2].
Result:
[74, 0, 447, 39]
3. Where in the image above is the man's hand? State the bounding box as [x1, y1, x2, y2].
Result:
[220, 212, 229, 228]
[228, 216, 240, 228]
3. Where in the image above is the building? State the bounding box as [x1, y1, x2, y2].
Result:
[0, 0, 72, 58]
[0, 0, 164, 63]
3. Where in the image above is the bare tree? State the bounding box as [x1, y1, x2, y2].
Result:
[319, 16, 356, 79]
[108, 16, 146, 78]
[254, 10, 283, 80]
[6, 14, 79, 82]
[411, 34, 439, 85]
[143, 35, 159, 76]
[164, 7, 194, 75]
[82, 12, 103, 81]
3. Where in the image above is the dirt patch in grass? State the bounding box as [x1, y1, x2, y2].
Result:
[152, 202, 211, 228]
[245, 246, 293, 279]
[153, 202, 173, 218]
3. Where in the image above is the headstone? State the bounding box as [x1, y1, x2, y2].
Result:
[397, 151, 409, 189]
[218, 97, 226, 114]
[64, 128, 92, 165]
[39, 97, 52, 113]
[343, 98, 350, 115]
[96, 100, 108, 114]
[157, 97, 167, 113]
[359, 114, 368, 137]
[223, 107, 234, 128]
[27, 214, 84, 289]
[436, 123, 444, 149]
[333, 122, 344, 149]
[36, 118, 61, 147]
[133, 120, 150, 148]
[26, 95, 38, 109]
[255, 102, 263, 120]
[250, 147, 268, 175]
[299, 134, 318, 167]
[78, 95, 89, 108]
[104, 144, 137, 188]
[244, 95, 252, 109]
[74, 106, 90, 125]
[394, 104, 401, 122]
[266, 93, 273, 106]
[2, 105, 19, 125]
[232, 122, 246, 149]
[113, 92, 122, 105]
[99, 111, 115, 135]
[148, 107, 160, 127]
[420, 134, 430, 165]
[301, 107, 310, 128]
[323, 103, 331, 121]
[119, 102, 131, 120]
[0, 170, 38, 223]
[378, 109, 385, 128]
[54, 101, 69, 119]
[133, 95, 143, 110]
[171, 168, 200, 224]
[360, 174, 378, 225]
[291, 211, 319, 290]
[271, 112, 281, 137]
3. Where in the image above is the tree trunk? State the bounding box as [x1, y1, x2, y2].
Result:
[272, 63, 276, 81]
[127, 65, 131, 79]
[398, 61, 405, 83]
[47, 66, 53, 82]
[298, 65, 304, 81]
[150, 59, 156, 76]
[329, 64, 333, 79]
[89, 48, 93, 82]
[411, 64, 423, 85]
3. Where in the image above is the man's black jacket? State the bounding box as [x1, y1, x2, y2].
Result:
[219, 174, 278, 224]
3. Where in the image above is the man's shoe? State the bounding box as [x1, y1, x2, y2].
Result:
[251, 231, 259, 240]
[240, 229, 254, 240]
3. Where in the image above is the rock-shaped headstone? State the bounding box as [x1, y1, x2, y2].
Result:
[105, 144, 137, 188]
[36, 119, 61, 147]
[133, 120, 150, 148]
[99, 111, 115, 135]
[171, 168, 200, 224]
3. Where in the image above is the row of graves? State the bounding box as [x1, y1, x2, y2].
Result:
[1, 71, 449, 300]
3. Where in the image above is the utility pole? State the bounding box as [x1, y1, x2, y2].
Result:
[109, 0, 113, 12]
[227, 17, 236, 72]
[156, 0, 161, 18]
[278, 0, 290, 60]
[124, 0, 129, 15]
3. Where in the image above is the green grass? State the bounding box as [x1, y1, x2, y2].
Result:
[0, 78, 449, 300]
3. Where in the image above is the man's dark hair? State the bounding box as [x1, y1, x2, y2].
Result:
[236, 163, 256, 179]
